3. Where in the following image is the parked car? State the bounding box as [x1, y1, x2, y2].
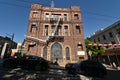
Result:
[2, 57, 19, 68]
[65, 63, 77, 74]
[2, 55, 50, 71]
[65, 60, 107, 78]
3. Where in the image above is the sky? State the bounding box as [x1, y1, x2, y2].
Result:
[0, 0, 120, 43]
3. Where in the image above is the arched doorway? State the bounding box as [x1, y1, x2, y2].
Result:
[51, 42, 62, 62]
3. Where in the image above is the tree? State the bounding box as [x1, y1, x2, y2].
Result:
[85, 40, 105, 61]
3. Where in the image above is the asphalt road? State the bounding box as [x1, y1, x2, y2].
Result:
[0, 64, 120, 80]
[0, 67, 81, 80]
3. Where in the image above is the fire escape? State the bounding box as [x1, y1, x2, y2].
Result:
[26, 0, 64, 46]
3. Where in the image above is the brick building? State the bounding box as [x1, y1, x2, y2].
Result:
[24, 4, 87, 65]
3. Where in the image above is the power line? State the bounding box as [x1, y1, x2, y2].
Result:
[15, 0, 50, 6]
[82, 11, 120, 19]
[83, 15, 117, 22]
[0, 1, 30, 8]
[15, 0, 34, 4]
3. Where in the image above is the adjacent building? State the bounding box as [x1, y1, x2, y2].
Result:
[0, 36, 17, 57]
[88, 20, 120, 45]
[88, 20, 120, 67]
[24, 4, 87, 65]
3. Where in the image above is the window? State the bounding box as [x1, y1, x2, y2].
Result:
[51, 25, 61, 36]
[43, 46, 47, 60]
[116, 28, 120, 35]
[64, 26, 68, 36]
[45, 25, 49, 36]
[64, 14, 67, 21]
[109, 32, 113, 37]
[51, 14, 61, 21]
[56, 26, 62, 36]
[76, 26, 80, 34]
[32, 11, 38, 18]
[74, 14, 79, 20]
[66, 47, 70, 60]
[111, 41, 116, 44]
[103, 35, 106, 40]
[94, 39, 96, 42]
[98, 37, 100, 42]
[51, 42, 62, 62]
[77, 43, 83, 49]
[51, 25, 55, 36]
[28, 44, 35, 52]
[30, 24, 37, 33]
[45, 13, 49, 21]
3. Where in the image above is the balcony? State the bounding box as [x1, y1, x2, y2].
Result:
[50, 18, 63, 24]
[48, 35, 64, 42]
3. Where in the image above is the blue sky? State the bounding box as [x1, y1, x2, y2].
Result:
[0, 0, 120, 43]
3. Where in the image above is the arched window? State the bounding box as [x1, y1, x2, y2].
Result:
[51, 42, 62, 62]
[66, 47, 70, 60]
[43, 46, 47, 59]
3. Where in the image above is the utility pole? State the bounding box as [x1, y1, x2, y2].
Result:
[5, 33, 15, 53]
[6, 33, 14, 41]
[11, 33, 14, 41]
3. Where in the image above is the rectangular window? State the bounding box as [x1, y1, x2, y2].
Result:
[103, 35, 106, 40]
[45, 13, 49, 21]
[98, 37, 100, 42]
[58, 26, 62, 36]
[116, 28, 120, 35]
[109, 32, 113, 37]
[30, 24, 37, 33]
[51, 14, 61, 21]
[45, 25, 48, 36]
[74, 14, 79, 20]
[51, 25, 55, 36]
[76, 26, 81, 34]
[64, 14, 67, 21]
[64, 26, 68, 36]
[32, 12, 38, 18]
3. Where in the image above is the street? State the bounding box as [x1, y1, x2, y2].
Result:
[0, 64, 120, 80]
[0, 66, 83, 80]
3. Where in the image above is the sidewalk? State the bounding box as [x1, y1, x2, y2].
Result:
[103, 64, 120, 70]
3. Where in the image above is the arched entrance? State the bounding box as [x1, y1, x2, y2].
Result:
[51, 42, 62, 62]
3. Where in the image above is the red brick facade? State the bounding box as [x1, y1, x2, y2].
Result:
[24, 4, 87, 65]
